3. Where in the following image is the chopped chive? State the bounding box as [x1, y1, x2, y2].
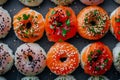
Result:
[104, 58, 108, 63]
[51, 10, 55, 15]
[88, 55, 92, 62]
[94, 10, 98, 15]
[62, 28, 67, 37]
[95, 66, 100, 71]
[66, 19, 70, 26]
[84, 18, 88, 23]
[50, 25, 54, 29]
[66, 10, 71, 16]
[115, 18, 120, 22]
[25, 30, 29, 35]
[17, 17, 21, 21]
[97, 49, 102, 54]
[57, 22, 62, 27]
[23, 14, 30, 20]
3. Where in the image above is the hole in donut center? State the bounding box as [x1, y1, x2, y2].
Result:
[90, 21, 96, 26]
[26, 22, 32, 29]
[60, 57, 67, 62]
[28, 55, 33, 62]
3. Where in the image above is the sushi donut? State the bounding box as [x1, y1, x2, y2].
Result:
[113, 0, 120, 4]
[110, 7, 120, 41]
[113, 42, 120, 72]
[21, 76, 39, 80]
[80, 0, 104, 5]
[77, 6, 110, 40]
[0, 77, 7, 80]
[15, 43, 46, 76]
[45, 6, 77, 42]
[46, 42, 80, 75]
[0, 43, 14, 75]
[88, 76, 109, 80]
[0, 7, 11, 39]
[13, 7, 44, 42]
[19, 0, 43, 7]
[0, 0, 7, 5]
[81, 42, 113, 76]
[50, 0, 74, 5]
[54, 75, 76, 80]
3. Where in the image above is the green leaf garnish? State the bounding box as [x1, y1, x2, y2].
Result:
[66, 10, 71, 16]
[57, 22, 62, 27]
[97, 49, 102, 54]
[25, 30, 29, 35]
[94, 10, 98, 15]
[66, 19, 70, 26]
[23, 14, 30, 20]
[95, 66, 100, 71]
[88, 55, 92, 62]
[62, 28, 67, 37]
[17, 17, 21, 21]
[51, 10, 55, 15]
[50, 25, 54, 29]
[115, 18, 120, 22]
[104, 58, 108, 63]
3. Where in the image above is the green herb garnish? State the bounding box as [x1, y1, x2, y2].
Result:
[104, 58, 108, 63]
[66, 10, 71, 16]
[62, 28, 67, 37]
[94, 10, 98, 16]
[23, 14, 30, 20]
[97, 49, 102, 54]
[115, 18, 120, 22]
[66, 19, 70, 26]
[50, 25, 54, 29]
[51, 10, 55, 15]
[88, 55, 92, 62]
[95, 66, 100, 71]
[17, 17, 21, 21]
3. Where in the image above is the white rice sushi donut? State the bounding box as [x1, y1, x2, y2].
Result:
[0, 43, 14, 75]
[15, 43, 46, 76]
[0, 7, 11, 39]
[80, 0, 104, 5]
[0, 0, 7, 5]
[21, 76, 39, 80]
[113, 0, 120, 4]
[19, 0, 43, 7]
[88, 76, 109, 80]
[113, 42, 120, 72]
[50, 0, 74, 5]
[54, 75, 76, 80]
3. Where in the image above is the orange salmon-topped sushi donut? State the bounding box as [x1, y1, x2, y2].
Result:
[45, 6, 77, 42]
[77, 6, 110, 40]
[110, 7, 120, 41]
[13, 7, 44, 42]
[81, 42, 113, 76]
[46, 42, 80, 75]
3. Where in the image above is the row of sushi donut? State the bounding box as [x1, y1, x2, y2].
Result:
[1, 6, 120, 42]
[0, 75, 110, 80]
[0, 41, 120, 80]
[0, 0, 120, 6]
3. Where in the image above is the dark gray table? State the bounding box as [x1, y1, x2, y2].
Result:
[0, 0, 120, 80]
